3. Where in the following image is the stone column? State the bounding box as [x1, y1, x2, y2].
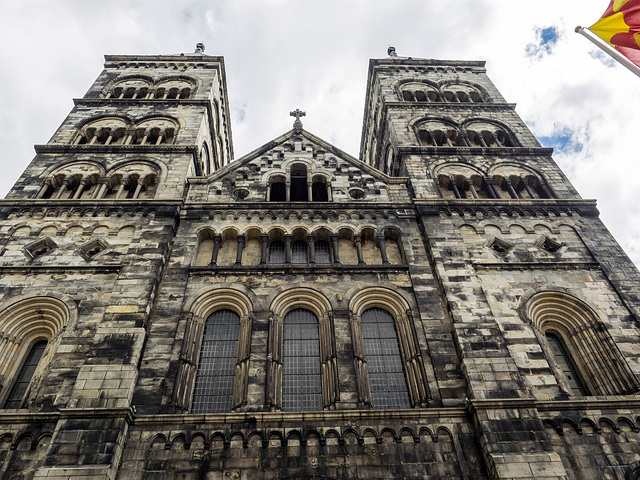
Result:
[354, 234, 365, 266]
[503, 179, 519, 199]
[307, 234, 316, 266]
[210, 235, 222, 266]
[234, 234, 245, 266]
[484, 177, 500, 199]
[330, 234, 341, 266]
[36, 181, 53, 199]
[284, 234, 292, 266]
[377, 233, 390, 266]
[450, 175, 461, 198]
[259, 234, 268, 266]
[520, 176, 536, 198]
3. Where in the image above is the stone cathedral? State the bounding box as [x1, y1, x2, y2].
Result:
[1, 45, 640, 480]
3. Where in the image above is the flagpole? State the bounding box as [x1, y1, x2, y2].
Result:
[575, 26, 640, 78]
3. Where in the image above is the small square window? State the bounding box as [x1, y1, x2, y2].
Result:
[538, 236, 563, 254]
[23, 238, 56, 260]
[78, 238, 108, 260]
[486, 237, 514, 257]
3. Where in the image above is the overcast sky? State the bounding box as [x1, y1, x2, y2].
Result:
[1, 0, 639, 266]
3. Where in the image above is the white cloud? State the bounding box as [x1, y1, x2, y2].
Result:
[1, 0, 639, 266]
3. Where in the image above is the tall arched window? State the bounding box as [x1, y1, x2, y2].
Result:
[282, 309, 322, 412]
[525, 291, 639, 396]
[3, 341, 47, 409]
[361, 308, 410, 409]
[545, 333, 586, 396]
[191, 310, 240, 413]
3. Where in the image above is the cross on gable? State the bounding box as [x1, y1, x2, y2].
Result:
[290, 109, 306, 121]
[290, 109, 306, 132]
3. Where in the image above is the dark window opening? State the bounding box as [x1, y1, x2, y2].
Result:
[4, 340, 47, 409]
[270, 182, 286, 202]
[312, 182, 328, 201]
[290, 177, 308, 201]
[546, 332, 586, 396]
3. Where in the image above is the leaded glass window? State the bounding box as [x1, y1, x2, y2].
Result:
[315, 241, 331, 265]
[282, 308, 322, 411]
[546, 332, 586, 396]
[4, 340, 47, 409]
[269, 241, 285, 264]
[291, 240, 307, 265]
[191, 309, 240, 413]
[362, 308, 410, 409]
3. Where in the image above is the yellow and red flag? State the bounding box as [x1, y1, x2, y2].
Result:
[590, 0, 640, 67]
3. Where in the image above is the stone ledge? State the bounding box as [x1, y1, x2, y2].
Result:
[132, 407, 468, 426]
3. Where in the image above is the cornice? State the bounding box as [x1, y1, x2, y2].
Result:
[385, 101, 517, 111]
[34, 144, 198, 155]
[414, 198, 599, 218]
[473, 261, 602, 272]
[190, 265, 411, 276]
[397, 146, 555, 156]
[0, 265, 121, 275]
[73, 98, 212, 106]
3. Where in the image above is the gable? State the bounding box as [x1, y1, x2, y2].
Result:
[189, 129, 402, 203]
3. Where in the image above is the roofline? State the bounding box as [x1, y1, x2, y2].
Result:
[104, 54, 225, 62]
[207, 128, 397, 184]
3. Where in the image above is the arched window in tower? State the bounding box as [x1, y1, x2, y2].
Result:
[361, 308, 410, 409]
[282, 308, 322, 412]
[525, 291, 640, 396]
[3, 340, 47, 409]
[191, 309, 240, 413]
[545, 332, 586, 396]
[290, 164, 308, 201]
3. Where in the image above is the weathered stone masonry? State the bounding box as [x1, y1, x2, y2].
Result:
[0, 50, 639, 480]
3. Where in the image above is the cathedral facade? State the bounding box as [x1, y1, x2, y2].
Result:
[0, 48, 640, 480]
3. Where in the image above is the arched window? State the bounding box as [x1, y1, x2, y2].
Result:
[269, 241, 285, 264]
[290, 164, 308, 201]
[282, 309, 322, 412]
[191, 310, 240, 413]
[525, 291, 639, 396]
[349, 288, 430, 408]
[545, 333, 586, 396]
[269, 178, 286, 202]
[291, 240, 308, 265]
[312, 180, 328, 201]
[315, 240, 332, 265]
[361, 308, 410, 409]
[3, 340, 47, 409]
[0, 296, 73, 410]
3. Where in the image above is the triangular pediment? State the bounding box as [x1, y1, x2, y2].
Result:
[196, 129, 402, 203]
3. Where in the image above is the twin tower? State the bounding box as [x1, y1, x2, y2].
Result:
[0, 49, 639, 480]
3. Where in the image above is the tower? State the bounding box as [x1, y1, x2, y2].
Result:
[0, 48, 639, 480]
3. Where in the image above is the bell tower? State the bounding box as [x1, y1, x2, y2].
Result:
[7, 47, 233, 202]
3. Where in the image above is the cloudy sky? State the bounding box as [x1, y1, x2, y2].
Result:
[1, 0, 639, 265]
